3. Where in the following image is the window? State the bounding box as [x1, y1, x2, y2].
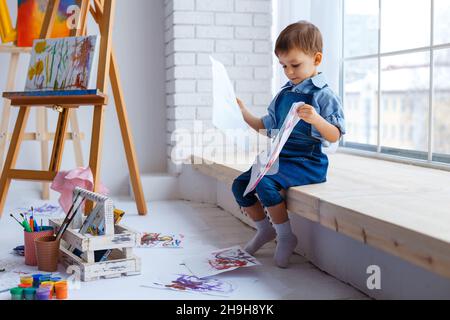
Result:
[342, 0, 450, 165]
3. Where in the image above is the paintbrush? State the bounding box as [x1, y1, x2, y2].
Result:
[10, 214, 25, 229]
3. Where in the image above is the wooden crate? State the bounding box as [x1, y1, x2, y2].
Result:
[49, 188, 141, 281]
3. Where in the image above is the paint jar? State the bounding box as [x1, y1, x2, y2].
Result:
[32, 274, 43, 288]
[36, 287, 51, 300]
[55, 281, 68, 300]
[24, 227, 54, 266]
[18, 283, 32, 289]
[34, 235, 60, 272]
[20, 275, 33, 286]
[40, 281, 54, 297]
[39, 274, 51, 283]
[23, 288, 36, 300]
[10, 287, 23, 300]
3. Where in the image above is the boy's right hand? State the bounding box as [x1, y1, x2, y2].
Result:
[236, 98, 245, 111]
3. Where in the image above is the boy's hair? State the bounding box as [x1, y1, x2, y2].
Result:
[275, 21, 323, 56]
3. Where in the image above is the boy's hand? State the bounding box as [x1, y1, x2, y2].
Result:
[236, 98, 245, 111]
[297, 104, 320, 125]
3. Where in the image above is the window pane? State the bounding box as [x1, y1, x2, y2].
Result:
[433, 49, 450, 158]
[344, 58, 378, 145]
[344, 0, 379, 57]
[380, 52, 429, 152]
[381, 0, 430, 52]
[434, 0, 450, 45]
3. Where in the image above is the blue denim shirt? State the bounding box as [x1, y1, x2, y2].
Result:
[261, 73, 346, 147]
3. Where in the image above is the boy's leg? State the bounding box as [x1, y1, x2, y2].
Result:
[256, 178, 298, 268]
[231, 178, 276, 255]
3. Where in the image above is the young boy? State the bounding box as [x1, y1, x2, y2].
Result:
[232, 21, 346, 268]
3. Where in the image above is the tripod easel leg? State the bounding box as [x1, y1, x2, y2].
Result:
[37, 108, 50, 199]
[0, 52, 19, 166]
[110, 51, 147, 215]
[0, 107, 30, 217]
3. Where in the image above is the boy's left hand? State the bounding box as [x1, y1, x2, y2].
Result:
[297, 104, 320, 125]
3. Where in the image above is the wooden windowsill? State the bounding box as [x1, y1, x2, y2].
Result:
[191, 151, 450, 279]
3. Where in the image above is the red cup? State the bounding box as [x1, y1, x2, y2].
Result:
[24, 227, 54, 266]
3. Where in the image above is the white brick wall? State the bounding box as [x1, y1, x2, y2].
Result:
[165, 0, 273, 171]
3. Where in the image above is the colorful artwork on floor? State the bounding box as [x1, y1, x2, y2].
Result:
[17, 0, 80, 47]
[142, 274, 235, 297]
[183, 245, 261, 278]
[138, 233, 184, 248]
[25, 35, 98, 91]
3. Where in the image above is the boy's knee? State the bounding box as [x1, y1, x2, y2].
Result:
[255, 178, 284, 207]
[231, 179, 245, 199]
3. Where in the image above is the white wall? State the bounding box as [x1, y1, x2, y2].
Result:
[0, 0, 167, 196]
[164, 0, 274, 174]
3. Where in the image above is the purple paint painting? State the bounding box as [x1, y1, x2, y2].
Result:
[142, 274, 235, 297]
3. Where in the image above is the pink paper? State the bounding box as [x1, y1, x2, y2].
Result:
[50, 167, 108, 213]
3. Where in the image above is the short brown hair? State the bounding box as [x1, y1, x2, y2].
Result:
[275, 21, 323, 56]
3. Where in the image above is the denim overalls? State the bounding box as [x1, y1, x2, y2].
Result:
[232, 88, 329, 208]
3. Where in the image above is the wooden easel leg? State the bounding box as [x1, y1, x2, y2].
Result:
[0, 52, 19, 166]
[37, 108, 50, 199]
[85, 105, 105, 214]
[110, 51, 147, 215]
[49, 108, 71, 172]
[0, 107, 30, 217]
[69, 112, 84, 167]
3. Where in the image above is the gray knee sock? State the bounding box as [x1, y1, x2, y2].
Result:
[273, 220, 298, 268]
[244, 217, 276, 255]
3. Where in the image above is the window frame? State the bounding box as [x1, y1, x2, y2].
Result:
[339, 0, 450, 171]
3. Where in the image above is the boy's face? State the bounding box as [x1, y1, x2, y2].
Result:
[278, 48, 322, 85]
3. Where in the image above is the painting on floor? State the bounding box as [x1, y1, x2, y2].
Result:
[138, 233, 184, 248]
[17, 0, 80, 47]
[183, 246, 261, 279]
[25, 35, 98, 91]
[142, 274, 235, 297]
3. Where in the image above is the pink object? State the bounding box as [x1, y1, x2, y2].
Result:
[24, 229, 54, 266]
[50, 167, 108, 213]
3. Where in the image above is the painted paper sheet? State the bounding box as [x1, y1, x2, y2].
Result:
[17, 0, 79, 47]
[142, 274, 235, 297]
[243, 101, 303, 197]
[210, 56, 248, 131]
[25, 35, 98, 91]
[183, 246, 260, 279]
[138, 233, 184, 248]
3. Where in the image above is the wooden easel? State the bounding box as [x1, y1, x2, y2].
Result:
[0, 2, 86, 200]
[0, 0, 148, 216]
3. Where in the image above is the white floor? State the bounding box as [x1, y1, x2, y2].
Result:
[0, 189, 368, 300]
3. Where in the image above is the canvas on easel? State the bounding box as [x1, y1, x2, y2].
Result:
[16, 0, 80, 47]
[25, 35, 98, 91]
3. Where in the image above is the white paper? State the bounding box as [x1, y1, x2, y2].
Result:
[141, 274, 235, 297]
[210, 56, 248, 132]
[243, 102, 303, 197]
[137, 233, 184, 248]
[183, 245, 261, 279]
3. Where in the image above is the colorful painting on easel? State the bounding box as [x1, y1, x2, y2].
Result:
[142, 274, 235, 297]
[138, 233, 184, 248]
[17, 0, 80, 47]
[183, 246, 261, 279]
[25, 35, 98, 91]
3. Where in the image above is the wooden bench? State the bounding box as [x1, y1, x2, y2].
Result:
[191, 153, 450, 279]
